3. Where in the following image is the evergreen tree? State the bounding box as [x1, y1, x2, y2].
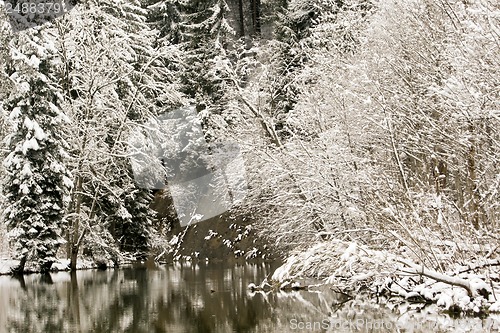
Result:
[177, 0, 234, 111]
[116, 187, 154, 258]
[146, 0, 183, 44]
[269, 0, 321, 138]
[3, 27, 71, 273]
[0, 13, 12, 143]
[267, 0, 373, 140]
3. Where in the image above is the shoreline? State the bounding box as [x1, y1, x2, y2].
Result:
[2, 255, 498, 319]
[0, 255, 279, 276]
[266, 240, 500, 317]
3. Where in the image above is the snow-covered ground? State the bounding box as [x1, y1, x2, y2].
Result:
[0, 258, 112, 275]
[0, 259, 16, 275]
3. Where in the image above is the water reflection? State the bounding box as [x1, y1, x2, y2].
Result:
[0, 262, 498, 332]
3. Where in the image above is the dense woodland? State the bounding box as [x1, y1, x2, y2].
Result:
[0, 0, 499, 313]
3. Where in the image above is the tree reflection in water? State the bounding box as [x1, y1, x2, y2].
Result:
[1, 263, 497, 332]
[1, 263, 283, 333]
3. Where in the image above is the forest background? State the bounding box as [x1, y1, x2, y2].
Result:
[0, 0, 499, 312]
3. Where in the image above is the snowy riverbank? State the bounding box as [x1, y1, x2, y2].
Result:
[0, 258, 114, 275]
[269, 240, 500, 316]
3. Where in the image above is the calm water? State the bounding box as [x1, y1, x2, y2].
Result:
[0, 262, 498, 333]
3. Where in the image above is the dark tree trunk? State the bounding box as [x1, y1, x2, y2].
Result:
[251, 0, 261, 35]
[238, 0, 245, 37]
[40, 261, 54, 274]
[70, 245, 79, 271]
[11, 256, 27, 276]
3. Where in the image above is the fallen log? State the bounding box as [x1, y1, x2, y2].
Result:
[398, 259, 490, 298]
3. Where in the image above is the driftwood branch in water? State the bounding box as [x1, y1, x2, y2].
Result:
[398, 259, 485, 297]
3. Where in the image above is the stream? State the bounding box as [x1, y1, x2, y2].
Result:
[0, 261, 498, 332]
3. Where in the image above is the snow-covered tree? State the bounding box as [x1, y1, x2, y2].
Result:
[0, 12, 11, 97]
[2, 27, 72, 273]
[54, 0, 186, 268]
[238, 0, 499, 302]
[177, 0, 235, 111]
[0, 12, 13, 155]
[114, 187, 154, 258]
[146, 0, 183, 44]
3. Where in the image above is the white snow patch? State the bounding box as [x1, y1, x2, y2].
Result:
[340, 242, 357, 261]
[23, 117, 34, 130]
[272, 255, 298, 281]
[490, 301, 500, 312]
[117, 206, 132, 219]
[63, 176, 74, 189]
[28, 55, 41, 68]
[51, 259, 71, 271]
[9, 107, 22, 120]
[19, 183, 30, 194]
[21, 163, 32, 177]
[22, 138, 40, 154]
[33, 122, 46, 140]
[437, 293, 453, 309]
[50, 161, 64, 173]
[19, 82, 30, 93]
[169, 235, 179, 246]
[204, 230, 218, 240]
[470, 278, 490, 295]
[0, 260, 20, 275]
[48, 102, 60, 114]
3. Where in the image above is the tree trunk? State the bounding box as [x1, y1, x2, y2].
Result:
[467, 144, 481, 229]
[40, 261, 54, 274]
[70, 245, 79, 271]
[11, 256, 27, 276]
[238, 0, 245, 37]
[466, 123, 484, 229]
[251, 0, 261, 35]
[69, 175, 83, 270]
